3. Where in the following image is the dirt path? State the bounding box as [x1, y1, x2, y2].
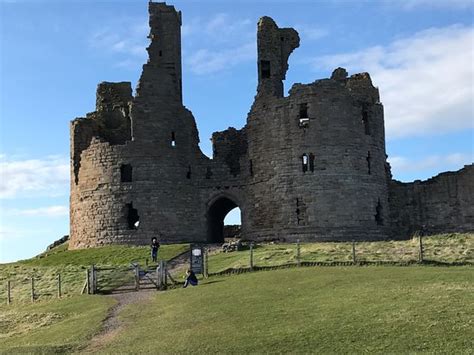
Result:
[80, 250, 197, 353]
[81, 290, 155, 353]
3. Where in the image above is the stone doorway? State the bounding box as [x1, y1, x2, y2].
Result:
[207, 196, 240, 243]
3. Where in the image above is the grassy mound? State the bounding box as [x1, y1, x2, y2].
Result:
[101, 266, 473, 353]
[0, 295, 114, 353]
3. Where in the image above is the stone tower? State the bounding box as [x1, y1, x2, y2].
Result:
[69, 2, 473, 249]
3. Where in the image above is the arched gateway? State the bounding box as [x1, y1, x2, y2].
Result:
[206, 194, 241, 243]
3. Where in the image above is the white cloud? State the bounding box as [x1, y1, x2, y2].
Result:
[388, 153, 473, 175]
[11, 205, 68, 217]
[188, 42, 256, 75]
[88, 19, 148, 67]
[0, 155, 69, 199]
[295, 24, 328, 41]
[308, 25, 474, 139]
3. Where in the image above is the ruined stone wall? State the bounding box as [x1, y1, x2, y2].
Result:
[389, 165, 474, 237]
[69, 2, 472, 249]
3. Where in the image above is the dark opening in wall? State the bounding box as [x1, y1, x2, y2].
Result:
[159, 50, 162, 57]
[302, 154, 309, 173]
[362, 110, 370, 135]
[249, 160, 254, 176]
[261, 60, 271, 79]
[186, 166, 192, 179]
[171, 132, 176, 147]
[205, 167, 213, 179]
[375, 199, 383, 225]
[309, 153, 315, 172]
[366, 151, 371, 175]
[125, 203, 140, 229]
[299, 103, 308, 118]
[120, 164, 133, 182]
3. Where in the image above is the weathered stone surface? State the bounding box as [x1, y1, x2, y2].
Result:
[69, 2, 473, 249]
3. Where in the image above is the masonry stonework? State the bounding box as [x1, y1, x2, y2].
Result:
[69, 3, 473, 249]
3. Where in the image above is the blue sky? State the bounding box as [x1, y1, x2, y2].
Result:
[0, 0, 473, 263]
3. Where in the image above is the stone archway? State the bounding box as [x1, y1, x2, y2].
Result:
[206, 195, 240, 243]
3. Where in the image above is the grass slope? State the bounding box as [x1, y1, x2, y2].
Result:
[207, 233, 473, 273]
[0, 295, 114, 354]
[0, 243, 189, 303]
[103, 266, 474, 354]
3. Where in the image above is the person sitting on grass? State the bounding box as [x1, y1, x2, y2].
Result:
[183, 269, 198, 288]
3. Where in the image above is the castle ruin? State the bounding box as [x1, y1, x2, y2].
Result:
[70, 2, 473, 249]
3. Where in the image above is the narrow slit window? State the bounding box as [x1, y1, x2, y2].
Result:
[309, 153, 315, 172]
[302, 154, 309, 173]
[261, 60, 271, 79]
[186, 166, 192, 179]
[366, 151, 371, 175]
[205, 167, 213, 179]
[362, 110, 370, 135]
[159, 50, 162, 57]
[375, 200, 383, 226]
[249, 160, 254, 176]
[120, 164, 133, 182]
[171, 131, 176, 147]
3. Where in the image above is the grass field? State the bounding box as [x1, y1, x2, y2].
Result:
[0, 243, 189, 303]
[101, 266, 473, 354]
[0, 234, 472, 353]
[206, 233, 473, 274]
[0, 295, 114, 353]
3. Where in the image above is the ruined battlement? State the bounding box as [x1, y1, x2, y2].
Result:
[69, 2, 473, 249]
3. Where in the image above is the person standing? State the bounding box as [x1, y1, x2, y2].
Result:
[151, 237, 160, 263]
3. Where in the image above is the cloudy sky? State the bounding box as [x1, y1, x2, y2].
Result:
[0, 0, 473, 262]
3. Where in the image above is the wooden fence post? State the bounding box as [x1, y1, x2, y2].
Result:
[156, 261, 161, 289]
[86, 269, 90, 294]
[418, 234, 424, 263]
[352, 240, 357, 264]
[134, 264, 140, 291]
[7, 281, 11, 305]
[163, 261, 168, 290]
[204, 248, 209, 278]
[91, 265, 96, 294]
[296, 239, 301, 267]
[249, 243, 254, 270]
[31, 277, 35, 302]
[57, 274, 62, 298]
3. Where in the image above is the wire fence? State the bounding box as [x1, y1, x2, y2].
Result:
[207, 235, 473, 276]
[2, 235, 472, 304]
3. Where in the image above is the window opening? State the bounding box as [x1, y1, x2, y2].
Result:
[261, 60, 271, 79]
[186, 166, 192, 179]
[309, 153, 315, 172]
[171, 131, 176, 147]
[302, 154, 308, 173]
[375, 200, 383, 225]
[367, 151, 371, 175]
[205, 167, 213, 179]
[120, 164, 133, 182]
[249, 160, 254, 176]
[362, 110, 370, 135]
[125, 203, 140, 229]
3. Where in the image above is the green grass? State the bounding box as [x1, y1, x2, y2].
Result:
[0, 243, 189, 303]
[207, 233, 473, 273]
[0, 295, 114, 354]
[101, 266, 474, 354]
